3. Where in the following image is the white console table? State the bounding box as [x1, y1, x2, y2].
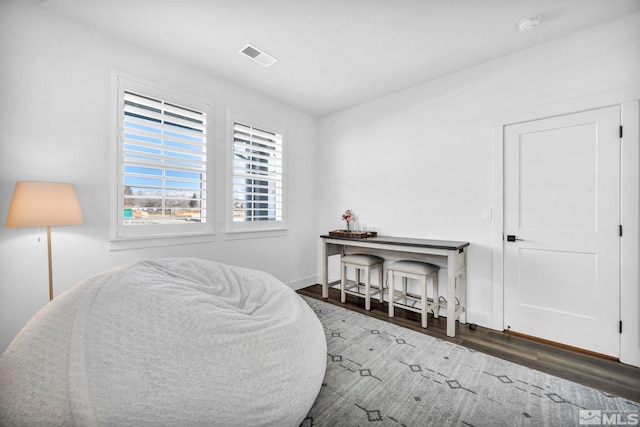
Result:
[321, 235, 469, 337]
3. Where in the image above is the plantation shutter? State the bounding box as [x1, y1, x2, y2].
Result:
[122, 90, 208, 225]
[232, 122, 283, 223]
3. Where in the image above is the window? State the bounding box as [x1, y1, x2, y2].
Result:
[113, 75, 211, 240]
[230, 112, 285, 232]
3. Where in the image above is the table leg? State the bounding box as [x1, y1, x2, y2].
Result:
[459, 249, 467, 324]
[447, 250, 456, 337]
[322, 240, 329, 298]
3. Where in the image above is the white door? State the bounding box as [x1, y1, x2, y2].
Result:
[504, 106, 620, 357]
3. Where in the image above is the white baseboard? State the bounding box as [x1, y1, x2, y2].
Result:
[460, 309, 495, 330]
[287, 275, 318, 291]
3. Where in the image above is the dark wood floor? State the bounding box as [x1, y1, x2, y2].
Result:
[297, 284, 640, 403]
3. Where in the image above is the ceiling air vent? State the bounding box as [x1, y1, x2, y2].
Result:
[239, 44, 278, 67]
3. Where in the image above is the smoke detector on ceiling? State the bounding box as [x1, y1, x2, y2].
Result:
[239, 44, 278, 67]
[518, 15, 541, 32]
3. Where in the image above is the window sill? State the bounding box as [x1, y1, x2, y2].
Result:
[109, 232, 216, 251]
[224, 228, 288, 240]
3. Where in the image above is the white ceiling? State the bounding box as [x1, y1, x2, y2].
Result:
[40, 0, 640, 117]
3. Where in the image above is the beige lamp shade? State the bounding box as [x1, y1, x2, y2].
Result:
[5, 181, 84, 227]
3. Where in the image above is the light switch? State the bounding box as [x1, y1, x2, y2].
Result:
[482, 209, 492, 221]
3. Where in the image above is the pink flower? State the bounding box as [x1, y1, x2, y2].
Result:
[342, 209, 354, 222]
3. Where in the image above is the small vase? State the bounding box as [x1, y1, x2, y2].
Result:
[346, 221, 351, 231]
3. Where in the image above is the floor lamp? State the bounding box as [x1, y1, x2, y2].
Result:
[5, 181, 84, 301]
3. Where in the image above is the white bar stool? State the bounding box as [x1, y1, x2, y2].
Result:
[340, 254, 384, 310]
[388, 260, 439, 328]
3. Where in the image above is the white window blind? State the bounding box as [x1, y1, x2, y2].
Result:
[118, 83, 208, 235]
[232, 122, 283, 226]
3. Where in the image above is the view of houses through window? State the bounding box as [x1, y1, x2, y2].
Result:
[232, 121, 283, 225]
[120, 89, 208, 226]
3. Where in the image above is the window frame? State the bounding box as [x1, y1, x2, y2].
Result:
[227, 109, 286, 234]
[110, 72, 214, 247]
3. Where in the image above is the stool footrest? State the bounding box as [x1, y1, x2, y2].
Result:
[342, 282, 383, 300]
[391, 291, 438, 315]
[390, 294, 436, 305]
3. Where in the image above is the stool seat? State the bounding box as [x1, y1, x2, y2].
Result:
[388, 260, 438, 275]
[340, 254, 384, 311]
[388, 260, 439, 328]
[342, 254, 384, 266]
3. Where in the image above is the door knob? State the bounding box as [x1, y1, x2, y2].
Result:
[506, 235, 523, 242]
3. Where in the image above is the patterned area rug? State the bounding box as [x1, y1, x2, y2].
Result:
[300, 296, 639, 427]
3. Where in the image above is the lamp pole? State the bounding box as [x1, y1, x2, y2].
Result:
[47, 226, 53, 301]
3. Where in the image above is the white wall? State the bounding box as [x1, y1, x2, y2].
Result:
[316, 13, 640, 360]
[0, 1, 318, 352]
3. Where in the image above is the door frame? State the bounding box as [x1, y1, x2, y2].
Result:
[490, 86, 640, 367]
